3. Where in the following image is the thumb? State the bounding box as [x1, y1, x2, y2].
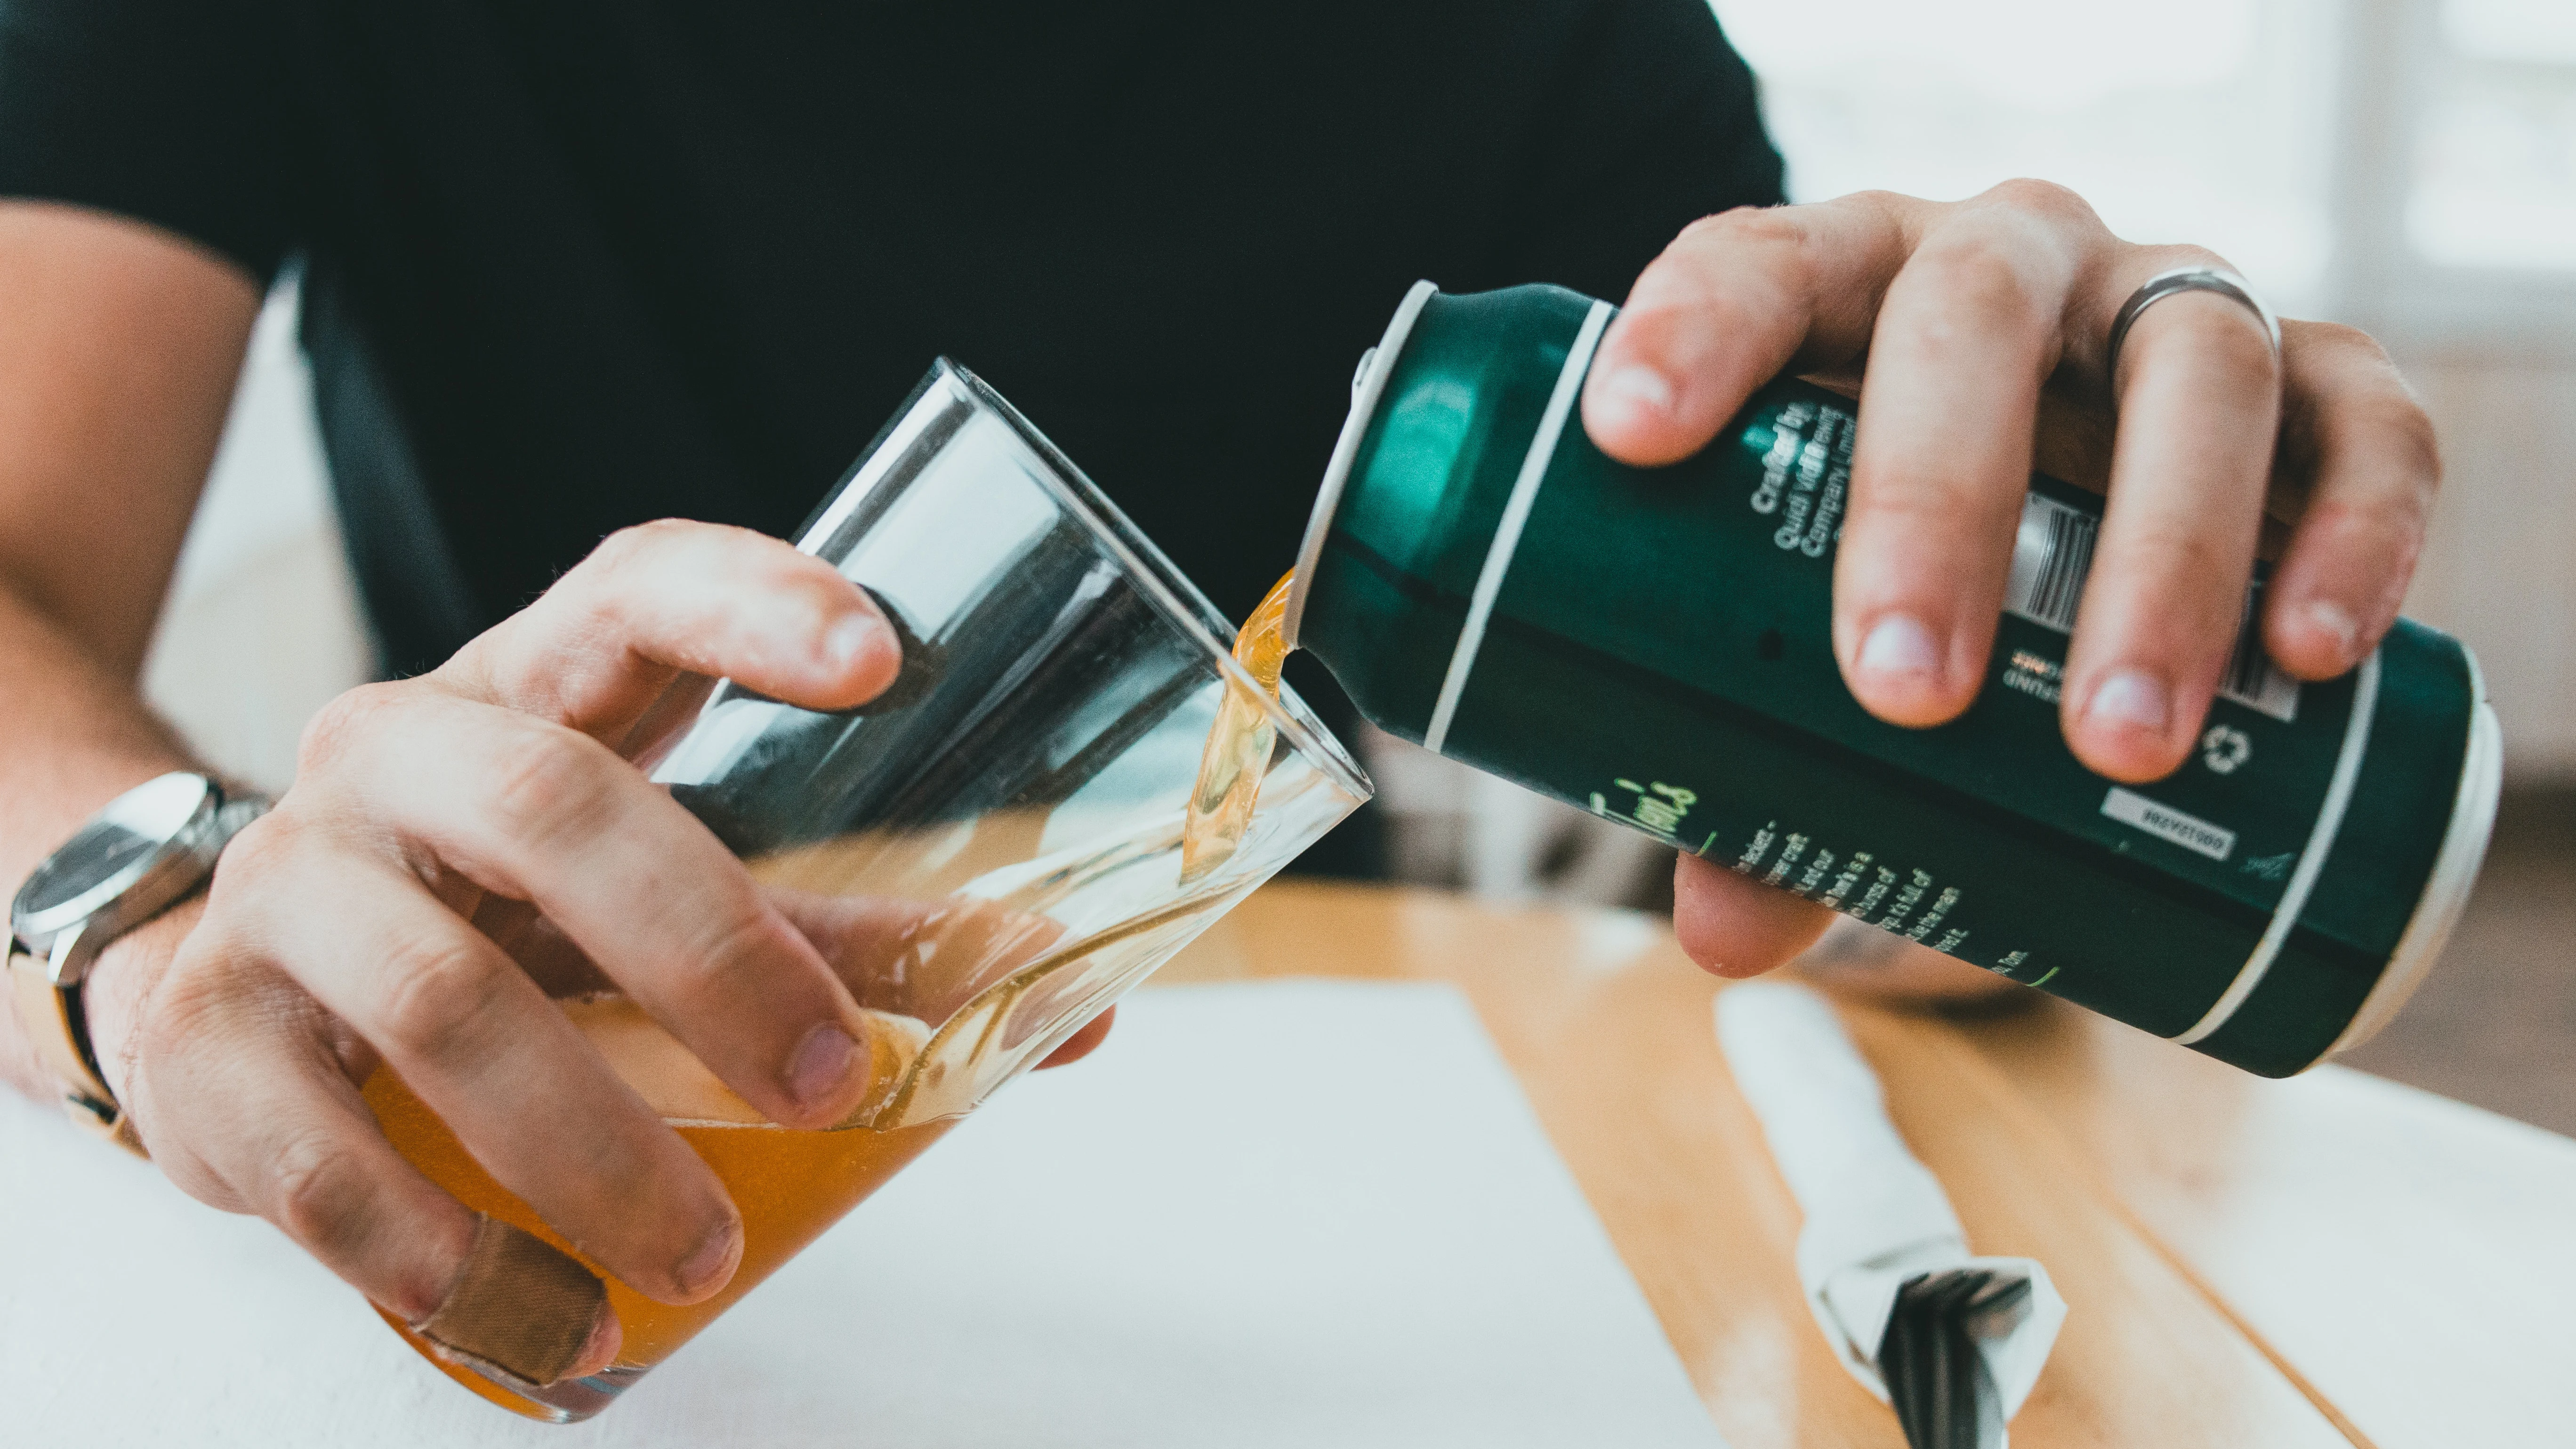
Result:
[1671, 853, 1836, 978]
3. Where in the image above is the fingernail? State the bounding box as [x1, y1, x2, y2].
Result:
[677, 1217, 742, 1298]
[1855, 614, 1942, 683]
[571, 1304, 624, 1378]
[787, 1020, 858, 1111]
[2301, 599, 2360, 663]
[2087, 669, 2172, 734]
[1595, 365, 1675, 419]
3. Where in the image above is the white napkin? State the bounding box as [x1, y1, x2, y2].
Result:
[1714, 981, 2065, 1427]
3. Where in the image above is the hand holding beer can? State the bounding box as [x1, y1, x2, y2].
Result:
[1285, 282, 2501, 1078]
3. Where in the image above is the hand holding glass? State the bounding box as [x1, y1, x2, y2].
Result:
[368, 362, 1369, 1420]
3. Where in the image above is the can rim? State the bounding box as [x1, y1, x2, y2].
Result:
[942, 361, 1376, 805]
[1281, 280, 1441, 652]
[2324, 655, 2504, 1062]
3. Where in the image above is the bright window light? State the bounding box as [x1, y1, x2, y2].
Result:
[2413, 4, 2576, 269]
[2410, 85, 2576, 270]
[1714, 0, 2331, 311]
[2443, 0, 2576, 66]
[1718, 0, 2254, 108]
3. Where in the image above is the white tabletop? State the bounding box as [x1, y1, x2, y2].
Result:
[1, 981, 1725, 1447]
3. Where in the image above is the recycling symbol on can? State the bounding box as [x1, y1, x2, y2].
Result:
[2200, 724, 2253, 775]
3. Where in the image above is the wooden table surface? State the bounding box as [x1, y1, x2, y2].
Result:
[1155, 880, 2576, 1449]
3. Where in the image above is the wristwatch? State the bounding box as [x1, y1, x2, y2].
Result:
[7, 772, 269, 1155]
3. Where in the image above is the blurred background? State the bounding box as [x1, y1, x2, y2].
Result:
[148, 0, 2574, 1126]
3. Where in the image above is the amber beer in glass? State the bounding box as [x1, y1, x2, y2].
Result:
[369, 361, 1371, 1420]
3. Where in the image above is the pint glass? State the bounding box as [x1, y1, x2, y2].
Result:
[364, 361, 1372, 1420]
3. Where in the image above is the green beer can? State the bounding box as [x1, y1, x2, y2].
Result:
[1283, 282, 2502, 1077]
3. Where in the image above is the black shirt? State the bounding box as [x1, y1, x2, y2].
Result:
[0, 0, 1782, 871]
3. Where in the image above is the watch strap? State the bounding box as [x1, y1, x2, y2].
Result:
[8, 780, 271, 1160]
[9, 941, 143, 1155]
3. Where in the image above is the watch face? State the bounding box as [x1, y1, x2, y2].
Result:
[13, 773, 215, 940]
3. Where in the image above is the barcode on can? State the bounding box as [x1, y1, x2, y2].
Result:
[2101, 786, 2238, 860]
[2003, 492, 2300, 722]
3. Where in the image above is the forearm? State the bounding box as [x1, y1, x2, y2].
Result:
[0, 575, 201, 1102]
[0, 207, 266, 1107]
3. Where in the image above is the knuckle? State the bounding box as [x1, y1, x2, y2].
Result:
[2198, 317, 2283, 392]
[736, 542, 855, 634]
[563, 515, 826, 640]
[152, 1140, 243, 1213]
[141, 943, 224, 1031]
[1854, 471, 2005, 526]
[2346, 402, 2444, 523]
[2122, 297, 2278, 399]
[298, 683, 408, 775]
[779, 551, 859, 612]
[2290, 325, 2442, 498]
[2129, 521, 2242, 583]
[547, 520, 711, 638]
[267, 1127, 377, 1260]
[1686, 203, 1805, 251]
[2130, 240, 2242, 282]
[671, 900, 790, 1001]
[2386, 403, 2442, 491]
[575, 533, 655, 604]
[2290, 318, 2391, 367]
[1982, 177, 2101, 232]
[207, 810, 294, 892]
[2158, 242, 2237, 276]
[1919, 238, 2051, 325]
[586, 517, 701, 576]
[371, 933, 511, 1064]
[480, 721, 621, 853]
[131, 974, 223, 1093]
[141, 933, 266, 1060]
[1672, 206, 1820, 290]
[199, 814, 364, 949]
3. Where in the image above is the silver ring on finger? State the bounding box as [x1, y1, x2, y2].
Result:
[2105, 266, 2281, 401]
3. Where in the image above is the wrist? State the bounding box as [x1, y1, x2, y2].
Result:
[81, 892, 205, 1118]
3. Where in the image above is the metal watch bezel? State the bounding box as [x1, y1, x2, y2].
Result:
[12, 772, 229, 988]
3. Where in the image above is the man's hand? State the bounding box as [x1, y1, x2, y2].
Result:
[1581, 184, 2438, 977]
[82, 522, 918, 1376]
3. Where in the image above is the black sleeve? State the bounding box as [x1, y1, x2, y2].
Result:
[1485, 0, 1787, 302]
[0, 0, 304, 283]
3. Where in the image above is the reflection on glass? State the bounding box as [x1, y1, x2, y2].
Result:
[368, 361, 1371, 1423]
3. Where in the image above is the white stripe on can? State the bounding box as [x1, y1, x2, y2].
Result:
[1421, 299, 1614, 756]
[1283, 280, 1440, 652]
[2172, 648, 2383, 1047]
